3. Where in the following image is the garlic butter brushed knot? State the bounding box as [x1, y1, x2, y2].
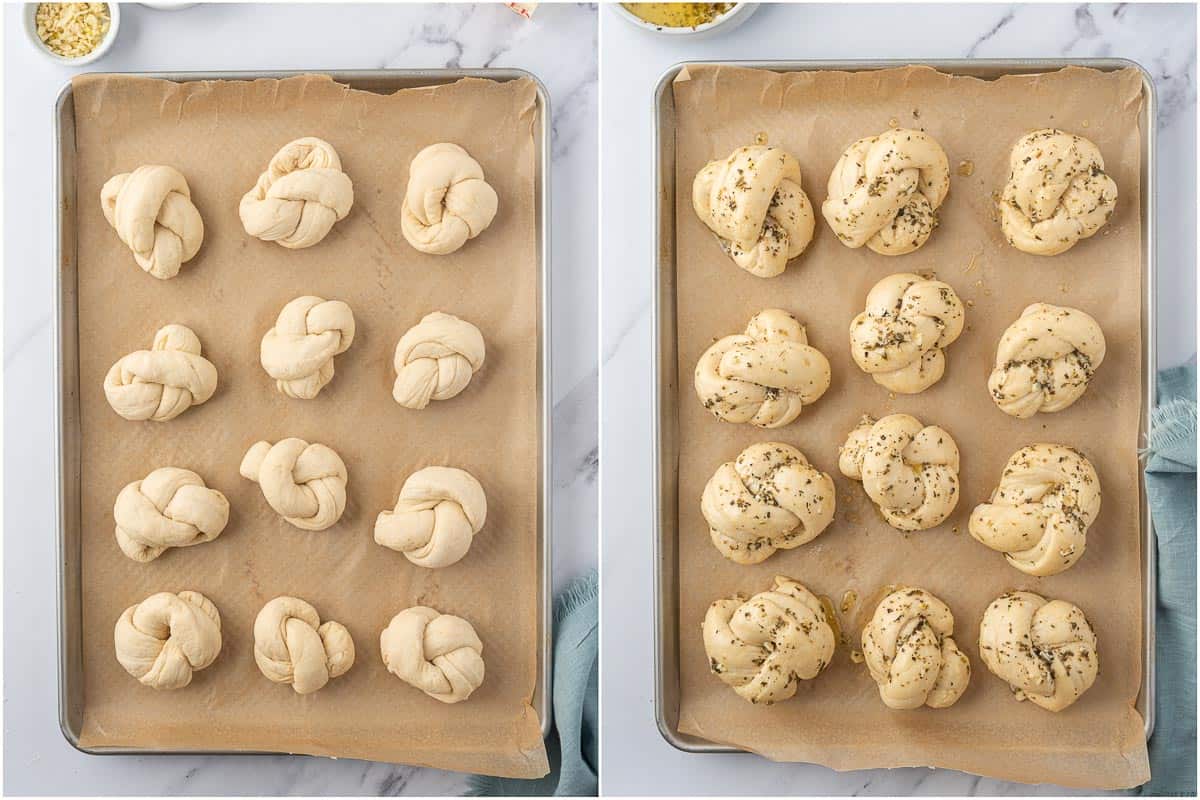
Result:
[702, 576, 835, 705]
[692, 145, 816, 277]
[240, 438, 348, 531]
[989, 303, 1106, 418]
[375, 466, 487, 568]
[103, 324, 217, 422]
[694, 309, 831, 428]
[850, 273, 964, 393]
[114, 590, 221, 690]
[101, 165, 204, 279]
[253, 597, 355, 694]
[401, 143, 498, 255]
[381, 606, 484, 703]
[260, 296, 356, 399]
[822, 128, 950, 255]
[979, 591, 1098, 712]
[113, 467, 229, 562]
[839, 413, 960, 531]
[999, 129, 1117, 256]
[393, 312, 486, 409]
[862, 587, 970, 710]
[969, 444, 1100, 576]
[700, 442, 835, 565]
[239, 137, 354, 249]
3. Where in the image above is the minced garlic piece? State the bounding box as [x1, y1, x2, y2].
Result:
[35, 3, 110, 59]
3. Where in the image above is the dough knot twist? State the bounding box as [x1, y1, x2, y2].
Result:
[375, 466, 487, 568]
[381, 606, 485, 703]
[253, 597, 355, 694]
[114, 590, 222, 690]
[113, 467, 229, 562]
[101, 165, 204, 279]
[862, 587, 970, 709]
[260, 296, 356, 399]
[392, 312, 486, 409]
[240, 438, 348, 531]
[239, 137, 354, 249]
[401, 143, 498, 255]
[103, 324, 218, 422]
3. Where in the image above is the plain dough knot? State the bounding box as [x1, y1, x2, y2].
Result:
[239, 137, 354, 249]
[375, 466, 488, 568]
[253, 597, 355, 694]
[240, 438, 348, 531]
[114, 591, 222, 690]
[694, 308, 831, 428]
[392, 311, 486, 409]
[113, 467, 229, 562]
[839, 413, 960, 531]
[999, 129, 1118, 255]
[861, 587, 970, 710]
[822, 128, 950, 255]
[850, 273, 965, 393]
[700, 442, 835, 565]
[969, 444, 1101, 576]
[101, 164, 204, 279]
[103, 324, 218, 422]
[979, 591, 1098, 712]
[260, 295, 356, 399]
[988, 303, 1106, 418]
[380, 606, 485, 703]
[401, 143, 499, 255]
[702, 576, 835, 705]
[692, 145, 815, 277]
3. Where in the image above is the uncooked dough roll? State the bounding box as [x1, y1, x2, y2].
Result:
[375, 466, 487, 568]
[260, 295, 356, 399]
[239, 137, 354, 249]
[113, 467, 229, 562]
[103, 324, 218, 422]
[392, 312, 485, 409]
[401, 143, 498, 255]
[114, 590, 222, 690]
[253, 596, 355, 694]
[101, 164, 204, 280]
[380, 606, 485, 703]
[240, 438, 348, 531]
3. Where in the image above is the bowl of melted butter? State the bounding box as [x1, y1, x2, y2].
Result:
[613, 3, 758, 36]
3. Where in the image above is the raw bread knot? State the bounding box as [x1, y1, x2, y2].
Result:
[253, 596, 355, 694]
[850, 272, 965, 393]
[392, 311, 486, 409]
[400, 143, 498, 255]
[822, 128, 950, 255]
[700, 442, 835, 565]
[969, 444, 1100, 576]
[988, 303, 1106, 418]
[999, 129, 1117, 256]
[239, 137, 354, 249]
[101, 165, 204, 280]
[694, 309, 831, 429]
[861, 587, 970, 710]
[260, 295, 356, 399]
[240, 438, 348, 531]
[114, 590, 221, 690]
[380, 606, 484, 703]
[103, 324, 218, 422]
[691, 145, 816, 277]
[375, 466, 487, 568]
[113, 467, 229, 562]
[839, 413, 960, 531]
[702, 576, 835, 705]
[978, 591, 1098, 712]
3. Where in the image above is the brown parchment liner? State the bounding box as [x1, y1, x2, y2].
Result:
[672, 65, 1148, 788]
[70, 74, 548, 778]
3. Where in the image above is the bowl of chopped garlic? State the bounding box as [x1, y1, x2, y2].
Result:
[612, 3, 757, 37]
[25, 2, 120, 66]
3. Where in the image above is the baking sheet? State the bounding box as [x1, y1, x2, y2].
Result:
[68, 73, 548, 778]
[670, 64, 1149, 789]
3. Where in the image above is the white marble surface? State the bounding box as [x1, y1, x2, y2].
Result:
[599, 2, 1196, 796]
[3, 3, 596, 795]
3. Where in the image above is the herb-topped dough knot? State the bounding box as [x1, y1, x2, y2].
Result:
[988, 303, 1106, 418]
[822, 128, 950, 255]
[103, 324, 218, 422]
[240, 438, 348, 531]
[101, 165, 204, 279]
[694, 309, 831, 428]
[401, 143, 498, 255]
[392, 312, 486, 409]
[702, 576, 835, 705]
[969, 444, 1100, 576]
[999, 129, 1117, 256]
[978, 591, 1098, 712]
[114, 591, 222, 690]
[253, 597, 355, 695]
[380, 606, 485, 704]
[850, 272, 965, 393]
[113, 467, 229, 563]
[692, 145, 816, 277]
[375, 466, 487, 569]
[260, 296, 356, 399]
[862, 587, 970, 710]
[839, 413, 960, 531]
[700, 442, 835, 565]
[239, 137, 354, 249]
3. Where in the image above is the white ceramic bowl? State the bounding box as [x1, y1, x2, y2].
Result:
[610, 2, 758, 38]
[23, 2, 121, 66]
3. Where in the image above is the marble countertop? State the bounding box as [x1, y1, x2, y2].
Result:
[3, 3, 596, 795]
[599, 2, 1195, 796]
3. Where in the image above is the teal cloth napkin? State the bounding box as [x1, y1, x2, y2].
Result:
[469, 571, 598, 797]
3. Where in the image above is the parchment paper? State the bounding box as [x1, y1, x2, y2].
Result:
[672, 65, 1148, 789]
[71, 73, 548, 778]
